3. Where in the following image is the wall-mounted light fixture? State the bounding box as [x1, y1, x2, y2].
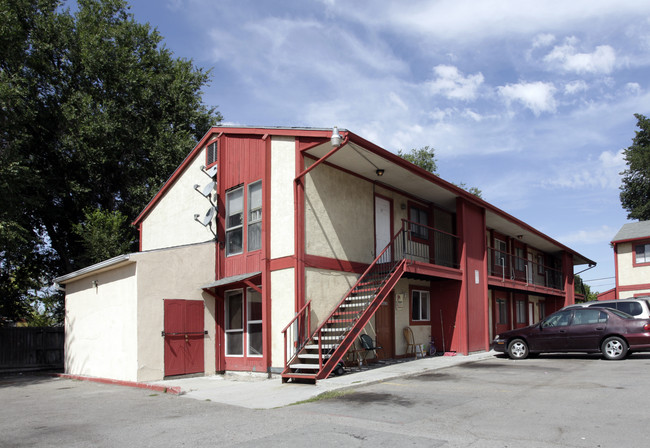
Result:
[516, 235, 523, 240]
[91, 280, 99, 288]
[331, 126, 342, 147]
[376, 169, 385, 177]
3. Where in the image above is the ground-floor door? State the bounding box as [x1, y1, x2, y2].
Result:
[374, 293, 395, 359]
[164, 299, 205, 377]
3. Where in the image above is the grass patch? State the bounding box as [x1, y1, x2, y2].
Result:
[290, 389, 353, 406]
[148, 393, 159, 397]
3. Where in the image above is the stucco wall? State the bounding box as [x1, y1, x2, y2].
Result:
[304, 162, 374, 263]
[271, 136, 295, 259]
[140, 147, 216, 251]
[270, 268, 295, 369]
[134, 242, 216, 381]
[64, 262, 139, 382]
[617, 242, 650, 287]
[393, 279, 432, 355]
[305, 267, 359, 329]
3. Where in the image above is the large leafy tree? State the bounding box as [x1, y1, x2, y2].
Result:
[0, 0, 221, 324]
[620, 114, 650, 221]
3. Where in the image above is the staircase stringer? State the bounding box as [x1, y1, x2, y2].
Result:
[314, 259, 407, 380]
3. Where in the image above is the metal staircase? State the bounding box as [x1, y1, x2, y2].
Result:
[281, 230, 408, 383]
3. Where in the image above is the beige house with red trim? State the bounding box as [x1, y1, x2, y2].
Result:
[56, 126, 594, 384]
[599, 221, 650, 301]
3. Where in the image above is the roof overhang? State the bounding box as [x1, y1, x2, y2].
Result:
[201, 271, 262, 290]
[54, 254, 134, 285]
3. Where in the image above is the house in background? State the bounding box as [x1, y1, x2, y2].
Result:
[55, 126, 595, 384]
[599, 221, 650, 301]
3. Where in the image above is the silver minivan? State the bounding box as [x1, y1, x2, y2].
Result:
[568, 298, 650, 319]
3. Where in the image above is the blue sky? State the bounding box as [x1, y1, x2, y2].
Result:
[123, 0, 650, 292]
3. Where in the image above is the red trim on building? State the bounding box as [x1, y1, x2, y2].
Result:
[303, 254, 368, 274]
[619, 282, 650, 291]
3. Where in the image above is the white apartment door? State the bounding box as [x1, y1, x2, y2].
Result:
[375, 195, 392, 263]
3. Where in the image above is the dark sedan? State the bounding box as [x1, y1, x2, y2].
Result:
[491, 307, 650, 360]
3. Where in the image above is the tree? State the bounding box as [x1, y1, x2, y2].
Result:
[620, 114, 650, 221]
[574, 274, 598, 302]
[398, 146, 483, 198]
[0, 0, 221, 324]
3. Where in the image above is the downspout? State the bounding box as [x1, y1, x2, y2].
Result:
[293, 134, 349, 311]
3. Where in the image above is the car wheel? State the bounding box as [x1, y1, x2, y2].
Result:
[601, 336, 628, 360]
[507, 339, 529, 359]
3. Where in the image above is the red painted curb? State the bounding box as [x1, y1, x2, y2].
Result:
[55, 374, 182, 395]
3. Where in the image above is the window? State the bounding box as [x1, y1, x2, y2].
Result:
[515, 248, 525, 271]
[247, 288, 263, 356]
[496, 298, 508, 324]
[226, 187, 244, 256]
[247, 182, 262, 251]
[635, 243, 650, 264]
[541, 310, 571, 328]
[537, 254, 544, 274]
[409, 205, 429, 240]
[572, 309, 606, 325]
[225, 288, 264, 357]
[225, 291, 244, 356]
[207, 141, 218, 166]
[411, 290, 430, 322]
[516, 300, 526, 324]
[495, 239, 507, 267]
[538, 302, 546, 319]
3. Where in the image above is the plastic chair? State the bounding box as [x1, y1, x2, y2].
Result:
[403, 326, 424, 359]
[359, 334, 382, 364]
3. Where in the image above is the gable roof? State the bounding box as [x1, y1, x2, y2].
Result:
[612, 220, 650, 244]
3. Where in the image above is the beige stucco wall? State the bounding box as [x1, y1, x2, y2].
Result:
[64, 242, 216, 383]
[270, 136, 296, 259]
[64, 262, 139, 382]
[304, 162, 374, 263]
[270, 268, 296, 369]
[617, 242, 650, 287]
[140, 147, 216, 251]
[134, 242, 216, 381]
[305, 267, 359, 328]
[393, 279, 432, 355]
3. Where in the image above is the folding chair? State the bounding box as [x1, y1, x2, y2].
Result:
[359, 334, 383, 365]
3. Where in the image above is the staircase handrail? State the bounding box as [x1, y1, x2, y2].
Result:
[281, 300, 311, 367]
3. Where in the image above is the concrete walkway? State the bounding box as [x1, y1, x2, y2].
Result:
[150, 352, 495, 409]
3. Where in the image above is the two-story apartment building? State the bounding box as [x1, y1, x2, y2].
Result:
[56, 126, 595, 383]
[599, 221, 650, 301]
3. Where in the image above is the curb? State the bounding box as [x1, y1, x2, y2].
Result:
[55, 373, 183, 395]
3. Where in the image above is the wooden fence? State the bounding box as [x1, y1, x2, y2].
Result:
[0, 327, 64, 372]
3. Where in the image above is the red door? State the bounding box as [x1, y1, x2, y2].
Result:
[493, 291, 510, 335]
[374, 293, 395, 360]
[164, 299, 205, 377]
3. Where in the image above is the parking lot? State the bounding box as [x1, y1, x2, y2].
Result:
[2, 353, 650, 447]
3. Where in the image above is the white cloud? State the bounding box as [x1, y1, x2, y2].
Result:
[625, 82, 642, 95]
[498, 81, 557, 115]
[564, 80, 588, 95]
[544, 41, 616, 74]
[556, 225, 616, 245]
[542, 149, 625, 190]
[532, 33, 556, 48]
[427, 65, 484, 101]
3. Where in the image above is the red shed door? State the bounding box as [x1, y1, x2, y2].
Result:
[164, 299, 205, 377]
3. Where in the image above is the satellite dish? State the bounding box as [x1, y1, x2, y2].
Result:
[202, 164, 218, 179]
[194, 181, 215, 198]
[194, 206, 216, 227]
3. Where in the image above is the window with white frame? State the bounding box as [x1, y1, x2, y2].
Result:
[537, 254, 545, 274]
[635, 243, 650, 264]
[247, 288, 263, 356]
[515, 248, 525, 271]
[495, 239, 507, 267]
[226, 187, 244, 256]
[411, 290, 430, 322]
[247, 181, 262, 252]
[225, 290, 244, 356]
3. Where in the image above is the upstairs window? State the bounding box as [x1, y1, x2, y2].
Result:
[226, 187, 244, 256]
[537, 254, 545, 274]
[635, 243, 650, 264]
[207, 141, 218, 166]
[247, 181, 262, 251]
[495, 239, 507, 267]
[515, 248, 526, 271]
[409, 205, 429, 240]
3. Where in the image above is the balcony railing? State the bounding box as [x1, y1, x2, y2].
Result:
[398, 219, 460, 269]
[488, 247, 563, 290]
